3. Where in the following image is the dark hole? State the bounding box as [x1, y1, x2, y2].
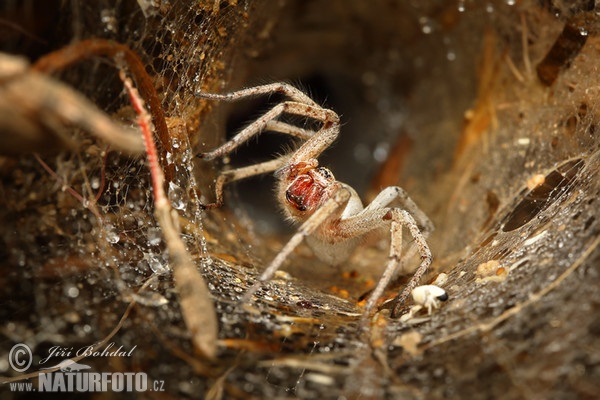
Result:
[584, 216, 595, 231]
[502, 159, 584, 232]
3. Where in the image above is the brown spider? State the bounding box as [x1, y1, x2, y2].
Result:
[196, 83, 433, 321]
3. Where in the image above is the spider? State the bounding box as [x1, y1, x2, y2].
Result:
[196, 82, 433, 321]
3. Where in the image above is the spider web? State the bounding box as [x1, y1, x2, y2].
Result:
[1, 0, 600, 398]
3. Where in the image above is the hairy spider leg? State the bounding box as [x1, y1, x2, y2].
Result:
[196, 82, 320, 107]
[316, 194, 431, 324]
[196, 82, 330, 160]
[264, 120, 315, 140]
[240, 186, 352, 303]
[201, 156, 289, 209]
[293, 184, 433, 322]
[197, 101, 338, 160]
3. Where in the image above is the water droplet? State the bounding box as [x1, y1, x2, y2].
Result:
[147, 227, 162, 246]
[419, 17, 434, 34]
[172, 138, 181, 149]
[147, 254, 170, 275]
[16, 251, 26, 267]
[86, 275, 98, 285]
[457, 1, 466, 12]
[505, 0, 516, 5]
[105, 224, 120, 243]
[64, 284, 80, 298]
[373, 142, 390, 162]
[168, 182, 186, 210]
[199, 237, 212, 266]
[181, 149, 192, 163]
[100, 9, 117, 33]
[91, 177, 100, 190]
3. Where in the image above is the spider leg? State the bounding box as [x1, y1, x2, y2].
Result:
[196, 82, 319, 107]
[364, 186, 434, 235]
[265, 120, 315, 140]
[241, 186, 352, 303]
[196, 82, 336, 160]
[198, 101, 338, 160]
[362, 186, 434, 282]
[201, 119, 325, 208]
[328, 193, 432, 323]
[202, 155, 290, 209]
[388, 209, 432, 317]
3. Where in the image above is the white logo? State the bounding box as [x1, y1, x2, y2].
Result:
[8, 344, 32, 372]
[5, 342, 165, 393]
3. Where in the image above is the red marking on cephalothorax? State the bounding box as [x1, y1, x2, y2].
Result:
[285, 174, 326, 213]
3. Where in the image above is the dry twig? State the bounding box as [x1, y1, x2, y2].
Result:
[120, 70, 218, 359]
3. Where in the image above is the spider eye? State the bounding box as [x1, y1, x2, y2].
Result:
[317, 167, 333, 179]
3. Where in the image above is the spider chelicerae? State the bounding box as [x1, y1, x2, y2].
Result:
[196, 82, 433, 322]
